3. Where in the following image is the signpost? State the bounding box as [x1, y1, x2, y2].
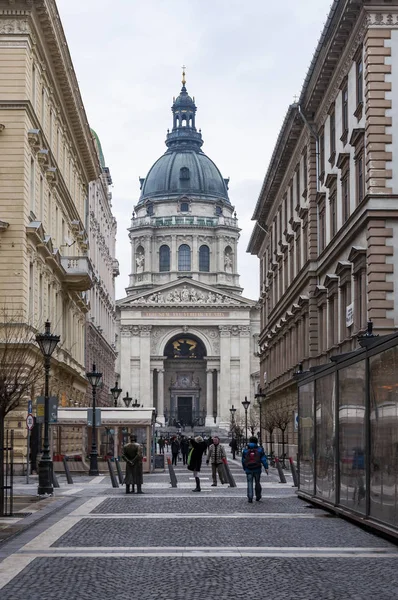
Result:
[26, 412, 34, 484]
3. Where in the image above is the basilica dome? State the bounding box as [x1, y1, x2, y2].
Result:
[138, 75, 230, 205]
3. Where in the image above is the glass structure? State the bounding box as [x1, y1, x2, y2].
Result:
[199, 245, 210, 272]
[159, 245, 170, 272]
[178, 244, 191, 271]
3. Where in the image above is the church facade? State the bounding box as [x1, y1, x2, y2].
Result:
[116, 73, 260, 427]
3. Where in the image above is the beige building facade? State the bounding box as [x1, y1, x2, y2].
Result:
[0, 0, 117, 465]
[248, 0, 398, 454]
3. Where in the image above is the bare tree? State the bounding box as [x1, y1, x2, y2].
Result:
[263, 409, 277, 457]
[248, 405, 260, 436]
[273, 407, 290, 467]
[0, 310, 44, 515]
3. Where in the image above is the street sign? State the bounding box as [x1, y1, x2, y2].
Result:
[28, 400, 32, 414]
[36, 396, 59, 424]
[26, 414, 34, 430]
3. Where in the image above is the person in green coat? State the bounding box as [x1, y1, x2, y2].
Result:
[122, 435, 143, 494]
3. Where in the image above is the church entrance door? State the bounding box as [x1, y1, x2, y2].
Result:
[177, 396, 192, 425]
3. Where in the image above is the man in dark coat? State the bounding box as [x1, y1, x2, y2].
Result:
[229, 437, 238, 460]
[180, 436, 190, 465]
[170, 436, 180, 466]
[122, 435, 143, 494]
[187, 436, 207, 492]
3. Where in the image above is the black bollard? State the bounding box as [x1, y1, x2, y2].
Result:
[289, 457, 299, 487]
[62, 456, 74, 484]
[51, 468, 60, 488]
[222, 459, 237, 488]
[107, 458, 119, 488]
[115, 458, 124, 484]
[275, 457, 287, 484]
[167, 457, 177, 488]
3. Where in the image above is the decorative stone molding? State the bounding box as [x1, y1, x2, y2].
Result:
[367, 13, 398, 27]
[120, 325, 140, 337]
[131, 285, 240, 306]
[139, 325, 152, 337]
[219, 325, 232, 337]
[239, 325, 251, 337]
[0, 19, 30, 35]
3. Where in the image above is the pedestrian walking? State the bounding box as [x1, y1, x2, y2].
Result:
[158, 436, 165, 454]
[206, 436, 227, 486]
[180, 436, 190, 465]
[122, 434, 144, 494]
[241, 436, 268, 503]
[171, 436, 180, 466]
[187, 435, 207, 492]
[229, 437, 238, 460]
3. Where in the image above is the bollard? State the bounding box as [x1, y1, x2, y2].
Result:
[107, 458, 119, 488]
[167, 456, 178, 488]
[275, 457, 287, 484]
[51, 468, 60, 488]
[222, 458, 237, 488]
[115, 458, 124, 485]
[289, 457, 299, 487]
[62, 456, 74, 485]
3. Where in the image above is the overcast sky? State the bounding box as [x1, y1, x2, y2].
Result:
[56, 0, 331, 301]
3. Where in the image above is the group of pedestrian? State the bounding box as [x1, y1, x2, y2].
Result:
[123, 432, 269, 504]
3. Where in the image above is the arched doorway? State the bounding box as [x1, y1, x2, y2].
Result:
[163, 334, 207, 427]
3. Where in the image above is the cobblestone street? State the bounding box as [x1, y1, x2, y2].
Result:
[1, 457, 398, 599]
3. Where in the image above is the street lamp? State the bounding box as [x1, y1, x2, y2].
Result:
[254, 387, 266, 447]
[123, 392, 132, 407]
[132, 397, 140, 408]
[229, 405, 237, 435]
[110, 381, 122, 407]
[86, 363, 102, 476]
[36, 321, 60, 495]
[241, 396, 251, 446]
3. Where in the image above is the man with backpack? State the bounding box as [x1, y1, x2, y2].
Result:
[241, 436, 269, 503]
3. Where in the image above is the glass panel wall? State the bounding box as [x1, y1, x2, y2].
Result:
[315, 373, 336, 502]
[338, 361, 366, 513]
[370, 346, 398, 527]
[298, 381, 315, 494]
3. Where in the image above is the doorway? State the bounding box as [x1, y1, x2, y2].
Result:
[177, 396, 192, 425]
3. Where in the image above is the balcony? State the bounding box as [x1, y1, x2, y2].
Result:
[130, 215, 238, 229]
[61, 256, 93, 291]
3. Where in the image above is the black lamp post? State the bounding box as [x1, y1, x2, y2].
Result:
[36, 321, 60, 495]
[110, 381, 122, 407]
[254, 387, 266, 447]
[241, 396, 251, 446]
[86, 364, 102, 476]
[229, 405, 237, 437]
[132, 397, 140, 408]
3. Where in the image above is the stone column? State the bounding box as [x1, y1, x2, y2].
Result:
[150, 368, 154, 408]
[139, 325, 152, 406]
[120, 326, 132, 394]
[219, 326, 231, 425]
[171, 234, 177, 272]
[192, 236, 199, 272]
[205, 369, 213, 426]
[239, 326, 251, 405]
[157, 369, 164, 423]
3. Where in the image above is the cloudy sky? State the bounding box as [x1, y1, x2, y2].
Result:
[56, 0, 331, 300]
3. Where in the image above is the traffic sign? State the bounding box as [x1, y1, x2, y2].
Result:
[26, 414, 34, 430]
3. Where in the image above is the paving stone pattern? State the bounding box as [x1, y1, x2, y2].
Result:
[2, 556, 398, 600]
[52, 516, 393, 548]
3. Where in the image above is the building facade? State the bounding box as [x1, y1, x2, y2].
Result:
[0, 0, 115, 464]
[248, 0, 398, 454]
[86, 131, 118, 407]
[117, 73, 260, 427]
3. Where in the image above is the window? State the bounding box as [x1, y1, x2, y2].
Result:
[146, 203, 154, 216]
[319, 130, 325, 181]
[330, 110, 336, 158]
[329, 192, 337, 238]
[283, 195, 288, 231]
[295, 230, 301, 275]
[41, 86, 45, 125]
[180, 202, 189, 212]
[342, 173, 350, 223]
[216, 206, 222, 216]
[199, 245, 210, 272]
[342, 86, 348, 137]
[356, 154, 365, 205]
[319, 203, 326, 253]
[178, 244, 191, 271]
[289, 183, 294, 221]
[179, 167, 190, 180]
[39, 175, 44, 221]
[296, 166, 300, 206]
[303, 151, 308, 192]
[356, 58, 363, 106]
[30, 157, 35, 214]
[303, 223, 308, 264]
[31, 63, 36, 110]
[159, 245, 170, 272]
[356, 269, 366, 331]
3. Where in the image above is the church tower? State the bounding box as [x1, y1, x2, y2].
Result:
[126, 69, 241, 295]
[117, 72, 260, 428]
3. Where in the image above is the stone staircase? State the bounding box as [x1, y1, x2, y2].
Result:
[156, 425, 231, 443]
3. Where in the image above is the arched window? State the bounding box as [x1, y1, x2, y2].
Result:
[180, 202, 189, 212]
[199, 245, 210, 272]
[178, 244, 191, 271]
[159, 245, 170, 272]
[179, 167, 190, 180]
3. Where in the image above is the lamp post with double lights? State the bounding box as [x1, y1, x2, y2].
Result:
[123, 392, 132, 407]
[241, 396, 251, 446]
[132, 397, 140, 408]
[86, 364, 102, 476]
[110, 381, 122, 407]
[36, 321, 60, 495]
[254, 387, 266, 448]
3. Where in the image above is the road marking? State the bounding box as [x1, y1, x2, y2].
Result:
[79, 513, 321, 519]
[0, 555, 36, 590]
[88, 476, 106, 485]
